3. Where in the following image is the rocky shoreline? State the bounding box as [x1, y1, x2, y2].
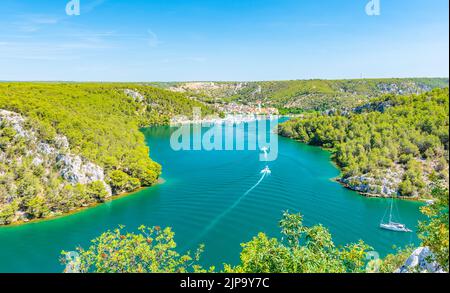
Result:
[2, 177, 166, 228]
[337, 178, 422, 201]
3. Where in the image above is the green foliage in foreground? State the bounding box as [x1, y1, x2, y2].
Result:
[223, 212, 371, 273]
[376, 246, 415, 273]
[64, 185, 449, 273]
[62, 225, 213, 273]
[279, 88, 449, 198]
[63, 212, 372, 273]
[419, 184, 449, 271]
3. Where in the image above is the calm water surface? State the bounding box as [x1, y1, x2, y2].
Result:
[0, 120, 424, 272]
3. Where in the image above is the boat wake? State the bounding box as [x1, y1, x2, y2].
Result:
[187, 167, 271, 247]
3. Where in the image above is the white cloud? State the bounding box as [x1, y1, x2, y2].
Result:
[148, 29, 163, 48]
[0, 34, 114, 61]
[12, 14, 61, 33]
[83, 0, 108, 13]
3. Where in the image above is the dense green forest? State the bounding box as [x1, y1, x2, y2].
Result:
[62, 184, 449, 273]
[0, 83, 215, 224]
[278, 88, 449, 198]
[158, 78, 449, 111]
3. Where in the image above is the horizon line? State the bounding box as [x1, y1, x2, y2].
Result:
[1, 76, 449, 84]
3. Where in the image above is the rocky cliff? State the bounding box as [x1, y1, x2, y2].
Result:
[0, 109, 111, 224]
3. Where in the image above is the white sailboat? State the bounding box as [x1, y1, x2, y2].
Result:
[380, 197, 412, 233]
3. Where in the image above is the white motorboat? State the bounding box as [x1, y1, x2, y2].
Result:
[260, 166, 271, 175]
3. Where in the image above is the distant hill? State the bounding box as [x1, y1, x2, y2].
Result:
[154, 78, 449, 112]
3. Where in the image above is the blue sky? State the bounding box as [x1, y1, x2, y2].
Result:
[0, 0, 448, 81]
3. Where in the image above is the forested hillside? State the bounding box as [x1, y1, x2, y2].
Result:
[278, 88, 449, 199]
[161, 78, 449, 112]
[0, 83, 215, 224]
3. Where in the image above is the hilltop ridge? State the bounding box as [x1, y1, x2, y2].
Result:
[154, 78, 449, 112]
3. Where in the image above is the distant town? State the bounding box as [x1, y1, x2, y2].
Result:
[214, 102, 279, 116]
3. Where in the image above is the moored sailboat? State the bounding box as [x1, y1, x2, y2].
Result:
[380, 197, 412, 233]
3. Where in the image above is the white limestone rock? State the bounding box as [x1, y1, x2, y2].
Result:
[38, 142, 56, 156]
[124, 89, 145, 103]
[1, 109, 112, 197]
[0, 109, 29, 138]
[341, 169, 402, 198]
[56, 154, 112, 196]
[396, 247, 446, 273]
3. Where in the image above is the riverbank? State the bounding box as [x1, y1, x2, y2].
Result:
[0, 177, 166, 228]
[291, 139, 429, 202]
[337, 178, 426, 202]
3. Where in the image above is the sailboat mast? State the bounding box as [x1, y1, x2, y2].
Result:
[388, 197, 394, 223]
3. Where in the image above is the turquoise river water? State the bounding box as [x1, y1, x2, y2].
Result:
[0, 119, 424, 272]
